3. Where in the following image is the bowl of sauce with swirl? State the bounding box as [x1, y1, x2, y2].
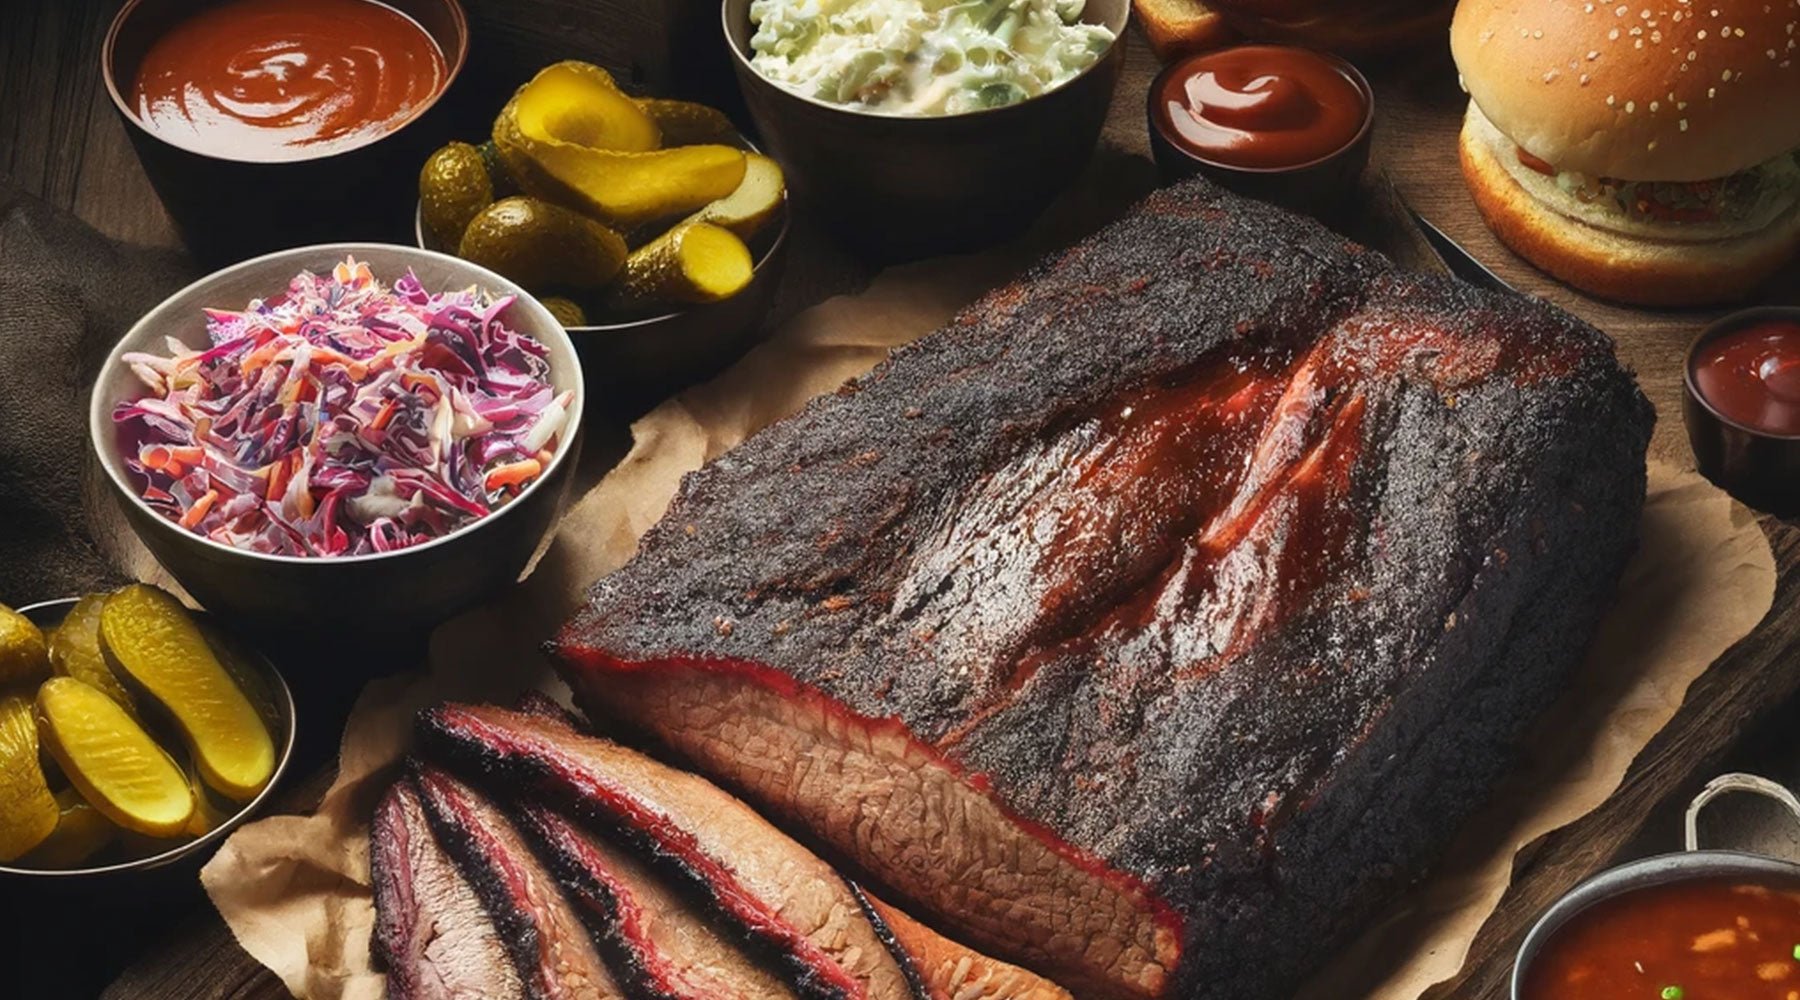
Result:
[1147, 44, 1373, 218]
[1685, 306, 1800, 517]
[103, 0, 467, 263]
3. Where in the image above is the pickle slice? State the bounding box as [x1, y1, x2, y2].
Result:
[684, 152, 786, 242]
[48, 594, 135, 711]
[35, 678, 194, 838]
[21, 788, 117, 868]
[0, 692, 58, 861]
[605, 222, 752, 311]
[100, 585, 275, 802]
[634, 97, 738, 146]
[0, 604, 50, 687]
[182, 763, 234, 838]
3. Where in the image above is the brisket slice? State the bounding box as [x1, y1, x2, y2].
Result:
[409, 765, 625, 1000]
[417, 702, 914, 1000]
[855, 889, 1071, 1000]
[518, 802, 802, 1000]
[371, 781, 525, 1000]
[550, 178, 1655, 999]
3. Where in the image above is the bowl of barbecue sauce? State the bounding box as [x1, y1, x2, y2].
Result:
[1515, 774, 1800, 1000]
[1147, 44, 1373, 218]
[103, 0, 468, 264]
[1684, 307, 1800, 516]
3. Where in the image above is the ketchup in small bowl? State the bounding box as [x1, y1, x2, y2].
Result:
[130, 0, 449, 162]
[1147, 45, 1374, 217]
[1684, 308, 1800, 517]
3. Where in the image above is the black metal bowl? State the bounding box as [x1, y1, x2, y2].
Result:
[415, 168, 790, 420]
[1684, 306, 1800, 517]
[1512, 773, 1800, 998]
[1147, 46, 1375, 222]
[723, 0, 1130, 261]
[102, 0, 471, 266]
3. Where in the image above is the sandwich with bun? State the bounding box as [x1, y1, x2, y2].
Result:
[1452, 0, 1800, 305]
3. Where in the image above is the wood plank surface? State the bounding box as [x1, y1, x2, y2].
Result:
[3, 2, 1798, 998]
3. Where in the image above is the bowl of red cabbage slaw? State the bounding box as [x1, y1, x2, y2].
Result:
[90, 244, 585, 635]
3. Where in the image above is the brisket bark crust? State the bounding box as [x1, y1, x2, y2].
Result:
[417, 702, 918, 1000]
[551, 179, 1655, 999]
[371, 782, 525, 1000]
[409, 765, 625, 1000]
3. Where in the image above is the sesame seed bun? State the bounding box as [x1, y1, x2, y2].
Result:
[1461, 104, 1800, 306]
[1206, 0, 1455, 55]
[1451, 0, 1800, 182]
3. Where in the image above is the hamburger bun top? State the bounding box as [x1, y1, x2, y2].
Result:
[1450, 0, 1800, 181]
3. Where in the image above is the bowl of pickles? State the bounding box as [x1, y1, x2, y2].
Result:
[417, 61, 790, 416]
[0, 585, 293, 879]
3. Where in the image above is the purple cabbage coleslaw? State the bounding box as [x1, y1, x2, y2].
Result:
[113, 257, 574, 558]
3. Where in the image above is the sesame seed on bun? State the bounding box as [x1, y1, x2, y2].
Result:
[1451, 0, 1800, 305]
[1451, 0, 1800, 181]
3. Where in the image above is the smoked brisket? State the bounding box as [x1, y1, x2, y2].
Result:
[371, 782, 525, 1000]
[551, 179, 1655, 999]
[416, 702, 918, 1000]
[409, 765, 625, 1000]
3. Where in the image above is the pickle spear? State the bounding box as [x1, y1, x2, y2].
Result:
[0, 604, 50, 687]
[634, 97, 739, 146]
[0, 692, 58, 861]
[35, 678, 194, 838]
[606, 222, 753, 311]
[100, 585, 275, 802]
[182, 763, 234, 838]
[22, 788, 116, 868]
[49, 594, 135, 711]
[684, 152, 786, 241]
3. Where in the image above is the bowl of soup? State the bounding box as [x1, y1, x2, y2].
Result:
[1514, 773, 1800, 1000]
[102, 0, 468, 264]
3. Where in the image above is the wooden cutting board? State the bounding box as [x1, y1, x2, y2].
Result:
[3, 3, 1798, 997]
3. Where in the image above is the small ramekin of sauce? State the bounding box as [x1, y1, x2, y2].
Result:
[1684, 307, 1800, 517]
[102, 0, 468, 263]
[1515, 773, 1800, 1000]
[1147, 44, 1374, 217]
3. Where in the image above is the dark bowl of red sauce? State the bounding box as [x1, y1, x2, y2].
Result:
[103, 0, 469, 265]
[1684, 307, 1800, 517]
[1147, 44, 1373, 220]
[1514, 774, 1800, 1000]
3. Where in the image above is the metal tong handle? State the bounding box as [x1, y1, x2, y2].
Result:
[1685, 773, 1800, 852]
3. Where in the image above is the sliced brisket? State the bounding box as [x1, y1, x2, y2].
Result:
[417, 702, 915, 1000]
[410, 765, 626, 1000]
[371, 781, 525, 1000]
[856, 890, 1071, 1000]
[550, 179, 1655, 999]
[518, 802, 801, 1000]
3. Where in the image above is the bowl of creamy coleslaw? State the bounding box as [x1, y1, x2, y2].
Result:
[724, 0, 1129, 259]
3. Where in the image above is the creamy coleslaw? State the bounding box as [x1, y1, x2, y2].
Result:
[748, 0, 1114, 116]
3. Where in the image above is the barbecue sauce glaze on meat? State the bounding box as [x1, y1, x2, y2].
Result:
[554, 178, 1653, 1000]
[898, 312, 1577, 747]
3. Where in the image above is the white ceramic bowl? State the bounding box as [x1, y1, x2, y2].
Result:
[89, 243, 586, 636]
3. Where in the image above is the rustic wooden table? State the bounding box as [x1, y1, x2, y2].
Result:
[4, 1, 1798, 997]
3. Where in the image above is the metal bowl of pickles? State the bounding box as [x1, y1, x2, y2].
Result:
[0, 587, 294, 881]
[416, 61, 791, 417]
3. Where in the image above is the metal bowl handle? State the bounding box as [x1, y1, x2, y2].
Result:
[1685, 773, 1800, 852]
